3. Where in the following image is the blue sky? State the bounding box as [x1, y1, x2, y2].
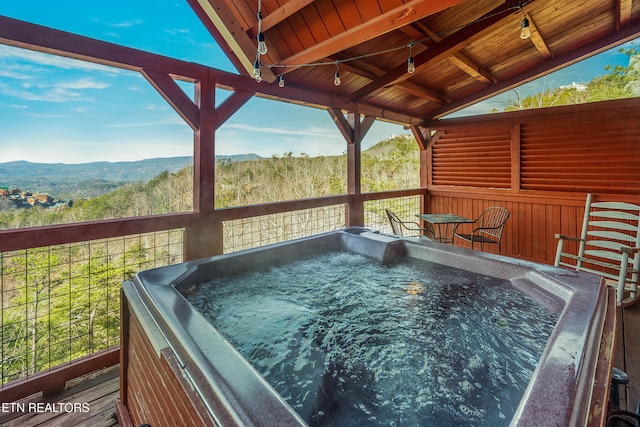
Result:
[0, 1, 636, 163]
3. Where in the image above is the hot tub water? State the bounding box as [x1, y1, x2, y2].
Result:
[186, 251, 558, 426]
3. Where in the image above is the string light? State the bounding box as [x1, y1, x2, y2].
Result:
[253, 57, 262, 82]
[259, 4, 529, 86]
[256, 0, 268, 55]
[407, 42, 416, 73]
[519, 7, 531, 39]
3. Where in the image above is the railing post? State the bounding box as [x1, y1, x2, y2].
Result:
[184, 75, 222, 260]
[346, 138, 364, 226]
[328, 108, 375, 227]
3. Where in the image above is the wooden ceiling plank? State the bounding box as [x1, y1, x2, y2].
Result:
[247, 0, 316, 38]
[300, 4, 332, 44]
[332, 0, 365, 31]
[276, 0, 467, 68]
[349, 0, 527, 102]
[287, 10, 319, 48]
[314, 1, 347, 37]
[353, 0, 383, 22]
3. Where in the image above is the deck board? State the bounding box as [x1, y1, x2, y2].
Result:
[0, 366, 119, 427]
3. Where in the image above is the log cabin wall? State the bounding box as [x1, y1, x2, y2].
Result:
[425, 97, 640, 265]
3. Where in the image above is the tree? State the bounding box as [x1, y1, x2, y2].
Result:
[503, 47, 638, 111]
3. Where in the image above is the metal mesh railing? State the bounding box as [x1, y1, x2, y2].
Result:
[223, 204, 347, 253]
[0, 195, 423, 385]
[364, 195, 423, 235]
[0, 229, 183, 385]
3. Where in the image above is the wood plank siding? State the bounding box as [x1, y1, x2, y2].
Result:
[425, 97, 640, 265]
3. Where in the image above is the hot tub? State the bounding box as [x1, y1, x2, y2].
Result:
[119, 227, 615, 427]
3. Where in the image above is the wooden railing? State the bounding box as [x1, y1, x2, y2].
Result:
[428, 188, 640, 265]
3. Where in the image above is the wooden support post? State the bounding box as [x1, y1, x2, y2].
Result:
[411, 125, 432, 216]
[328, 108, 374, 227]
[185, 77, 220, 260]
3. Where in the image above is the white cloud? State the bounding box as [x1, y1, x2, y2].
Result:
[223, 123, 341, 139]
[106, 19, 144, 28]
[104, 115, 186, 128]
[0, 76, 109, 102]
[0, 45, 123, 74]
[0, 69, 31, 79]
[58, 78, 110, 90]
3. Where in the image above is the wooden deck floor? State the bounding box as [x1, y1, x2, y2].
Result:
[615, 302, 640, 412]
[0, 365, 120, 427]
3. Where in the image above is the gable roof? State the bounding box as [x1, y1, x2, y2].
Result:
[189, 0, 640, 124]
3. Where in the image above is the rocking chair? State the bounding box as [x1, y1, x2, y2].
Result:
[554, 193, 640, 306]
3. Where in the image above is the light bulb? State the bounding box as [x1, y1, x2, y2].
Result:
[520, 18, 531, 39]
[278, 75, 285, 87]
[334, 71, 341, 86]
[257, 32, 268, 55]
[407, 56, 415, 74]
[253, 60, 261, 81]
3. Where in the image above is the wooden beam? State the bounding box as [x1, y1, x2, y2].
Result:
[329, 54, 449, 103]
[328, 108, 355, 143]
[349, 0, 526, 101]
[410, 125, 431, 189]
[0, 15, 207, 80]
[247, 0, 315, 38]
[214, 90, 254, 130]
[525, 13, 553, 59]
[447, 54, 497, 84]
[617, 0, 633, 29]
[141, 70, 200, 131]
[188, 0, 276, 83]
[399, 81, 449, 104]
[276, 0, 467, 68]
[401, 23, 496, 84]
[212, 69, 427, 125]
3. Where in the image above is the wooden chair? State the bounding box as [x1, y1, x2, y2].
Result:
[453, 206, 510, 254]
[554, 193, 640, 306]
[385, 208, 434, 240]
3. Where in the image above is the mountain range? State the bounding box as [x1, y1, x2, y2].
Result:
[0, 154, 261, 199]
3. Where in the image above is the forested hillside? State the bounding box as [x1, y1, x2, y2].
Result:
[0, 135, 419, 230]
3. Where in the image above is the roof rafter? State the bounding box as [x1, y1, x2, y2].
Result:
[402, 22, 497, 84]
[427, 19, 640, 119]
[247, 0, 316, 38]
[274, 0, 467, 69]
[524, 12, 552, 59]
[349, 0, 529, 102]
[188, 0, 277, 82]
[617, 0, 633, 29]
